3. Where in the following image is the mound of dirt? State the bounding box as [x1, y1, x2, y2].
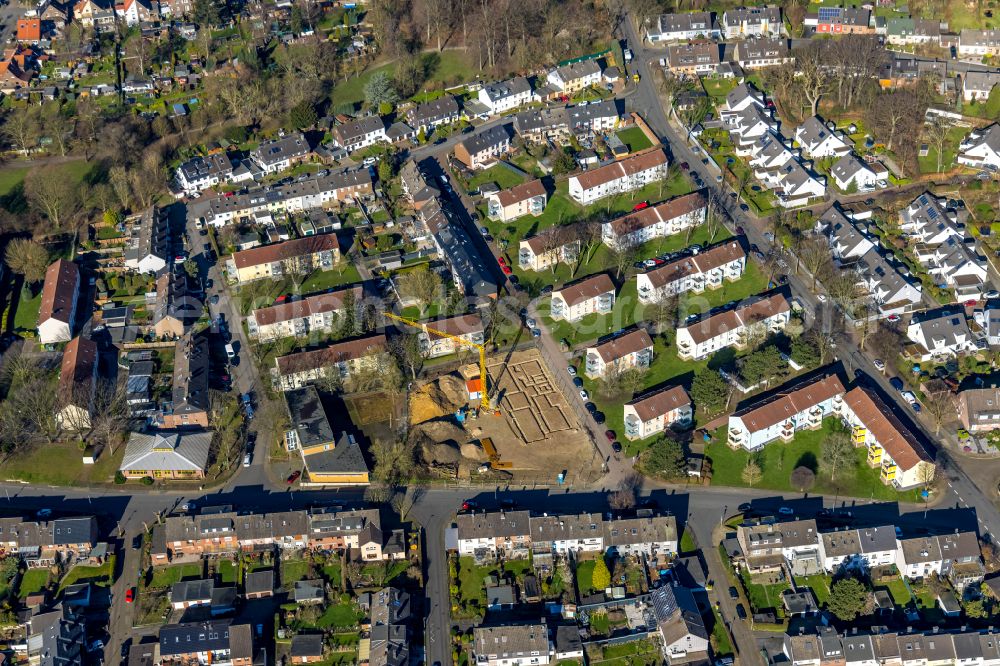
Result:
[460, 441, 486, 461]
[410, 420, 468, 465]
[409, 375, 469, 425]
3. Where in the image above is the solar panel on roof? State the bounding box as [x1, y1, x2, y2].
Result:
[818, 6, 841, 20]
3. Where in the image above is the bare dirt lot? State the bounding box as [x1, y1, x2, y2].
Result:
[407, 349, 599, 481]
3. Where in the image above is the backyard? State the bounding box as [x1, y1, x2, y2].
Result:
[615, 127, 654, 153]
[330, 51, 476, 108]
[706, 420, 911, 501]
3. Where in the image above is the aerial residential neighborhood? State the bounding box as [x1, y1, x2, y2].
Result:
[5, 0, 1000, 663]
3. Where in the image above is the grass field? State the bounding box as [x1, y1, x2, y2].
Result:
[706, 420, 909, 501]
[455, 556, 492, 611]
[18, 568, 50, 598]
[12, 288, 41, 333]
[317, 602, 363, 629]
[740, 569, 788, 612]
[331, 50, 475, 109]
[217, 559, 238, 584]
[795, 573, 832, 605]
[281, 559, 313, 587]
[883, 576, 912, 605]
[919, 126, 968, 174]
[0, 441, 124, 486]
[61, 559, 114, 590]
[467, 164, 526, 192]
[149, 562, 203, 589]
[616, 127, 654, 153]
[576, 559, 598, 596]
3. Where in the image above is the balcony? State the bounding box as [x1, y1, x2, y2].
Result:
[624, 415, 641, 439]
[780, 421, 796, 442]
[867, 443, 884, 466]
[596, 294, 614, 313]
[806, 407, 823, 428]
[550, 302, 566, 319]
[727, 427, 746, 449]
[518, 250, 532, 268]
[880, 463, 897, 483]
[852, 426, 868, 446]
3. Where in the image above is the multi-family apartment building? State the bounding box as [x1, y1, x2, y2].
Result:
[472, 623, 552, 666]
[821, 525, 898, 571]
[56, 336, 98, 431]
[960, 29, 1000, 56]
[794, 116, 853, 158]
[727, 371, 846, 450]
[958, 123, 1000, 172]
[737, 518, 823, 575]
[735, 37, 793, 68]
[37, 258, 79, 344]
[886, 18, 942, 45]
[636, 240, 746, 304]
[487, 180, 547, 222]
[584, 328, 654, 379]
[407, 95, 461, 133]
[549, 273, 615, 322]
[204, 168, 374, 226]
[623, 385, 693, 441]
[247, 286, 362, 341]
[906, 309, 976, 361]
[958, 386, 1000, 433]
[408, 313, 485, 359]
[897, 532, 984, 590]
[229, 234, 340, 284]
[174, 153, 235, 196]
[274, 333, 388, 390]
[159, 333, 210, 429]
[666, 41, 721, 75]
[512, 100, 620, 144]
[284, 385, 370, 485]
[676, 292, 791, 360]
[546, 60, 602, 93]
[518, 230, 581, 272]
[124, 205, 170, 274]
[251, 132, 310, 174]
[331, 116, 389, 152]
[840, 384, 936, 489]
[567, 148, 669, 205]
[477, 77, 533, 115]
[601, 191, 707, 249]
[159, 620, 254, 666]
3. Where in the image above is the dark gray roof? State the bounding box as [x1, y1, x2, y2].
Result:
[302, 432, 370, 476]
[284, 386, 334, 448]
[245, 570, 273, 595]
[456, 124, 512, 157]
[291, 634, 324, 658]
[159, 619, 235, 656]
[171, 579, 213, 603]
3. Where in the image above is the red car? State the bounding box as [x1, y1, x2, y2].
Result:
[605, 430, 616, 442]
[498, 256, 507, 266]
[632, 201, 649, 212]
[286, 470, 301, 484]
[125, 588, 134, 603]
[965, 299, 978, 307]
[501, 265, 513, 275]
[274, 295, 290, 304]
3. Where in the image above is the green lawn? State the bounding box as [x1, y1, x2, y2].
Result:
[60, 559, 115, 590]
[0, 441, 124, 486]
[883, 576, 912, 605]
[679, 529, 697, 555]
[701, 76, 738, 101]
[317, 602, 363, 629]
[740, 569, 789, 612]
[18, 568, 50, 598]
[0, 167, 29, 197]
[331, 50, 475, 109]
[455, 556, 493, 609]
[576, 559, 599, 596]
[616, 127, 654, 153]
[148, 562, 203, 589]
[0, 160, 92, 200]
[919, 126, 968, 174]
[711, 607, 734, 657]
[217, 560, 237, 585]
[299, 265, 363, 293]
[280, 559, 313, 586]
[795, 574, 832, 605]
[706, 420, 910, 501]
[467, 164, 526, 192]
[13, 288, 42, 333]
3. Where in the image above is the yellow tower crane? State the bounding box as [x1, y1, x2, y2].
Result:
[383, 312, 496, 413]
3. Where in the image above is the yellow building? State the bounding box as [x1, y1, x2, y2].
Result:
[284, 386, 370, 485]
[230, 234, 340, 284]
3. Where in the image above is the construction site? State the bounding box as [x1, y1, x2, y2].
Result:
[407, 349, 600, 482]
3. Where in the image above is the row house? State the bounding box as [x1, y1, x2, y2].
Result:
[416, 313, 485, 358]
[897, 532, 984, 590]
[477, 77, 533, 115]
[251, 132, 310, 174]
[886, 18, 943, 45]
[784, 628, 1000, 666]
[56, 336, 98, 431]
[487, 179, 548, 222]
[906, 309, 976, 362]
[400, 160, 441, 211]
[159, 620, 253, 666]
[720, 99, 779, 156]
[512, 100, 620, 144]
[899, 192, 962, 245]
[960, 29, 1000, 57]
[174, 153, 234, 196]
[473, 623, 552, 666]
[735, 37, 793, 68]
[423, 200, 498, 300]
[958, 386, 1000, 433]
[204, 168, 374, 226]
[804, 6, 873, 33]
[331, 115, 389, 152]
[518, 229, 581, 272]
[666, 41, 721, 76]
[958, 123, 1000, 172]
[228, 234, 340, 284]
[727, 371, 846, 451]
[917, 237, 988, 301]
[159, 333, 209, 429]
[737, 519, 823, 575]
[274, 333, 388, 391]
[37, 258, 79, 345]
[247, 286, 362, 341]
[0, 515, 99, 566]
[623, 385, 693, 441]
[795, 116, 853, 159]
[601, 191, 707, 249]
[839, 384, 936, 489]
[568, 148, 669, 205]
[821, 525, 898, 571]
[406, 95, 461, 133]
[550, 273, 615, 322]
[124, 205, 170, 274]
[637, 239, 746, 304]
[721, 5, 783, 38]
[652, 584, 710, 662]
[584, 328, 654, 379]
[454, 510, 677, 559]
[676, 292, 791, 360]
[157, 507, 398, 561]
[546, 60, 602, 93]
[453, 124, 513, 170]
[153, 271, 200, 338]
[646, 12, 720, 42]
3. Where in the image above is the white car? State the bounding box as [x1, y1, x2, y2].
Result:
[567, 366, 577, 377]
[873, 359, 885, 372]
[987, 290, 1000, 299]
[243, 453, 252, 467]
[901, 391, 917, 405]
[579, 389, 589, 400]
[816, 294, 827, 303]
[525, 317, 536, 328]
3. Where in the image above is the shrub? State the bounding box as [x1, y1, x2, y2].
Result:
[141, 476, 154, 486]
[114, 471, 126, 485]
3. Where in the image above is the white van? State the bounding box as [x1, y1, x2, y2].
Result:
[225, 343, 235, 360]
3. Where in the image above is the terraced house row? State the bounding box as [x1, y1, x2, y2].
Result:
[450, 510, 678, 560]
[737, 518, 983, 589]
[784, 626, 1000, 666]
[151, 507, 406, 563]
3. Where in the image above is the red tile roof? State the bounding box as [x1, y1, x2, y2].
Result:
[589, 329, 654, 364]
[58, 336, 97, 398]
[275, 334, 387, 377]
[553, 273, 615, 308]
[16, 19, 40, 42]
[627, 385, 690, 421]
[495, 179, 546, 208]
[683, 293, 790, 345]
[38, 259, 79, 326]
[573, 148, 668, 191]
[735, 373, 846, 434]
[644, 240, 746, 289]
[252, 287, 362, 327]
[844, 385, 931, 471]
[607, 191, 707, 237]
[233, 235, 339, 270]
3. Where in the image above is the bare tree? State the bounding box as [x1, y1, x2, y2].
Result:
[794, 43, 831, 117]
[391, 333, 424, 381]
[24, 167, 81, 231]
[89, 380, 131, 454]
[923, 392, 954, 435]
[799, 238, 832, 288]
[4, 238, 49, 284]
[741, 458, 763, 487]
[1, 107, 39, 155]
[923, 118, 952, 174]
[608, 241, 637, 280]
[820, 431, 852, 481]
[396, 265, 442, 316]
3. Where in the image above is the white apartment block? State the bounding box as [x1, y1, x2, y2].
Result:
[549, 273, 615, 322]
[636, 240, 746, 304]
[623, 385, 692, 441]
[567, 149, 669, 205]
[584, 328, 654, 380]
[601, 191, 707, 249]
[676, 292, 791, 360]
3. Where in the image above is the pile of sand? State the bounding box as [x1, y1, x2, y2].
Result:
[409, 375, 469, 425]
[410, 420, 468, 465]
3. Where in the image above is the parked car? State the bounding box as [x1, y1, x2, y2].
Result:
[243, 453, 252, 467]
[611, 441, 622, 453]
[567, 365, 577, 376]
[124, 589, 134, 604]
[579, 389, 589, 400]
[890, 377, 904, 391]
[632, 201, 649, 211]
[605, 430, 616, 442]
[736, 604, 747, 620]
[729, 586, 739, 600]
[873, 359, 885, 371]
[526, 317, 536, 328]
[901, 391, 917, 405]
[286, 470, 301, 484]
[585, 402, 597, 413]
